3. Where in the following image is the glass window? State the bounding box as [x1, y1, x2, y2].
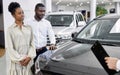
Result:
[77, 19, 119, 41]
[76, 14, 84, 26]
[46, 15, 73, 26]
[77, 14, 83, 21]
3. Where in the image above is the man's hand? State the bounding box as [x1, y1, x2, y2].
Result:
[49, 44, 57, 50]
[20, 57, 31, 66]
[105, 57, 119, 70]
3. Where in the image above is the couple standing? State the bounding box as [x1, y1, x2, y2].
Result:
[7, 2, 56, 75]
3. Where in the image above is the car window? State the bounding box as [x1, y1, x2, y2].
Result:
[76, 14, 84, 26]
[110, 18, 120, 33]
[76, 18, 119, 41]
[78, 14, 84, 21]
[46, 15, 73, 26]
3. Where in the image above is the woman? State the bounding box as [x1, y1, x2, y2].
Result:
[7, 2, 36, 75]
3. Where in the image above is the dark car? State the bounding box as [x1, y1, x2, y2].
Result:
[41, 14, 120, 75]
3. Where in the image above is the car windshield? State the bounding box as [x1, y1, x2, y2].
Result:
[45, 15, 73, 26]
[76, 18, 120, 42]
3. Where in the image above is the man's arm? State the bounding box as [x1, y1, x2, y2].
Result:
[105, 57, 120, 71]
[47, 21, 57, 50]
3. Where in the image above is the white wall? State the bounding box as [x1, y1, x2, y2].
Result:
[75, 5, 90, 11]
[56, 5, 90, 12]
[3, 0, 42, 75]
[59, 5, 74, 11]
[52, 4, 58, 12]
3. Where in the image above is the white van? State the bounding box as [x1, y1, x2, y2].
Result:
[45, 11, 86, 44]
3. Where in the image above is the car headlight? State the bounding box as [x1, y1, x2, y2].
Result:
[56, 34, 72, 39]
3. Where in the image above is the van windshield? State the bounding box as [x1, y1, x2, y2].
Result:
[45, 15, 73, 26]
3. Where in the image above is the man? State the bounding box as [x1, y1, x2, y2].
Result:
[105, 57, 120, 71]
[27, 3, 56, 62]
[26, 3, 56, 74]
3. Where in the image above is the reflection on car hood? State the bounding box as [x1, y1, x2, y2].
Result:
[45, 41, 120, 75]
[51, 41, 92, 61]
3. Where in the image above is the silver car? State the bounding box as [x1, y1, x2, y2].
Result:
[45, 11, 86, 45]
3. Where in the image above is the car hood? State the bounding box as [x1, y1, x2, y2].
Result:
[43, 41, 120, 75]
[52, 26, 75, 35]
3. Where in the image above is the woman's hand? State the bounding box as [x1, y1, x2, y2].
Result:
[20, 57, 31, 66]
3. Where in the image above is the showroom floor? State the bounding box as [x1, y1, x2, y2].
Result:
[0, 48, 6, 75]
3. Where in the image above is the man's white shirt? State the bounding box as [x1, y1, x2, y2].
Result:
[116, 60, 120, 71]
[25, 18, 56, 49]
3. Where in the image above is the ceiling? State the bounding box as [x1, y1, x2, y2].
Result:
[52, 0, 115, 6]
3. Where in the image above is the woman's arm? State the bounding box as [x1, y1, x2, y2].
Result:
[20, 27, 36, 66]
[6, 29, 26, 63]
[27, 27, 36, 59]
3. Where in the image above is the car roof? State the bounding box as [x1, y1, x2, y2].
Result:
[46, 11, 82, 15]
[97, 14, 120, 19]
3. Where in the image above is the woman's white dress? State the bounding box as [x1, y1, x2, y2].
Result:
[7, 23, 36, 75]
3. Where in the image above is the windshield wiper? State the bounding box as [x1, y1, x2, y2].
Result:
[102, 43, 118, 46]
[73, 38, 94, 44]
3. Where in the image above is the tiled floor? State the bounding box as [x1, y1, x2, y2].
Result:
[0, 48, 5, 57]
[0, 48, 6, 75]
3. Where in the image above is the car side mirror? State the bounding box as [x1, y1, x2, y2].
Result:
[71, 32, 78, 38]
[78, 21, 86, 27]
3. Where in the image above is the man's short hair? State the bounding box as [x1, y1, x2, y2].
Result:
[35, 3, 45, 10]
